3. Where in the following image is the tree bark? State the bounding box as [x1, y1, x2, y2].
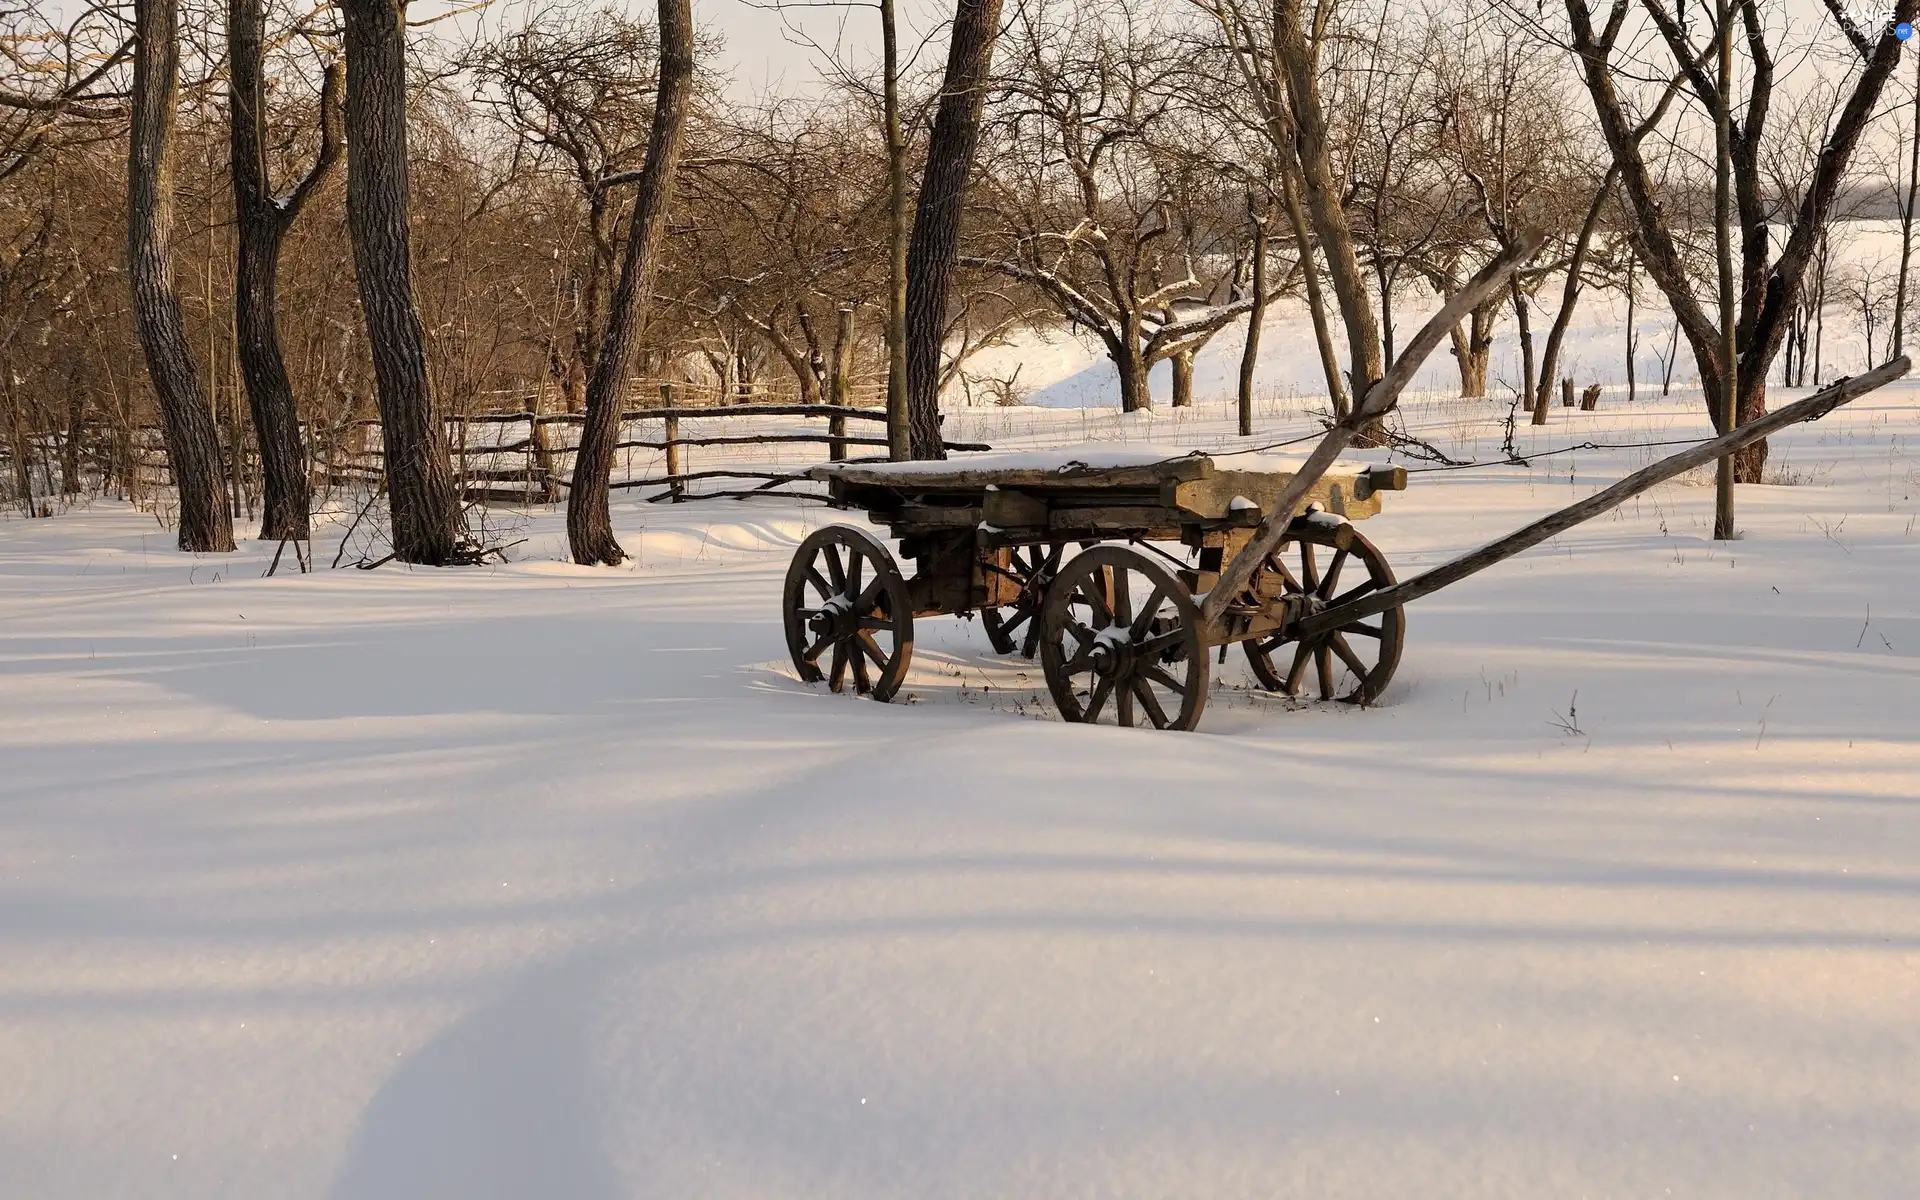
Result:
[904, 0, 1004, 460]
[566, 0, 692, 565]
[1897, 51, 1919, 358]
[1170, 347, 1196, 407]
[881, 0, 909, 460]
[128, 0, 234, 552]
[1238, 207, 1267, 436]
[231, 0, 339, 543]
[340, 0, 461, 564]
[1115, 333, 1151, 413]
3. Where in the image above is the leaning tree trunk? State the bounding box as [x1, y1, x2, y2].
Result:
[903, 0, 1006, 461]
[128, 0, 234, 552]
[566, 0, 693, 566]
[1273, 0, 1384, 442]
[340, 0, 462, 565]
[231, 0, 339, 543]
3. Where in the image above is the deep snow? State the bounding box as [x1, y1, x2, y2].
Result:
[3, 381, 1918, 1198]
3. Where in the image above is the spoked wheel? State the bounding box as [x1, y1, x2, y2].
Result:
[1244, 522, 1404, 704]
[783, 525, 914, 701]
[1040, 545, 1211, 731]
[981, 543, 1067, 659]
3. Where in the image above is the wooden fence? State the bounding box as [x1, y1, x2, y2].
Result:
[10, 387, 987, 511]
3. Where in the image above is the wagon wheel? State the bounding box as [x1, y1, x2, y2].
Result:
[1040, 545, 1210, 731]
[783, 525, 914, 702]
[981, 543, 1067, 659]
[1243, 522, 1405, 704]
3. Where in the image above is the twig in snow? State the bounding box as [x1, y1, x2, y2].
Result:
[1548, 690, 1582, 737]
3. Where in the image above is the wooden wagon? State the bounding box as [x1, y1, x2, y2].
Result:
[777, 229, 1911, 732]
[781, 446, 1411, 730]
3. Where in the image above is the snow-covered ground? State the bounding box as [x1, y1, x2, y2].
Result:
[3, 381, 1918, 1197]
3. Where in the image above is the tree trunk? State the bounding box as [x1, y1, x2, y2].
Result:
[1277, 157, 1348, 417]
[1376, 263, 1394, 368]
[1449, 298, 1498, 398]
[1238, 208, 1266, 436]
[1534, 175, 1612, 410]
[1170, 348, 1196, 407]
[1115, 334, 1151, 413]
[880, 0, 909, 460]
[566, 0, 692, 565]
[128, 0, 234, 552]
[1898, 52, 1920, 357]
[340, 0, 461, 564]
[1626, 270, 1638, 403]
[231, 0, 338, 543]
[904, 0, 1004, 460]
[1273, 0, 1383, 440]
[60, 389, 84, 496]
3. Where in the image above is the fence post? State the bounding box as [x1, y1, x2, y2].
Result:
[661, 381, 683, 501]
[829, 304, 853, 462]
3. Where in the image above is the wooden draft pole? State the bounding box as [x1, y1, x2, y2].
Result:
[1292, 357, 1912, 639]
[1198, 230, 1545, 630]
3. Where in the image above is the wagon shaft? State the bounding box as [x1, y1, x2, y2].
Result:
[1291, 357, 1913, 641]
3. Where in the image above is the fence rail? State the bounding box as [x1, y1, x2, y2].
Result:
[8, 395, 987, 510]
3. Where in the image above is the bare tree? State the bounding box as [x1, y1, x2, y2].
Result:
[128, 0, 233, 551]
[903, 0, 1005, 459]
[969, 0, 1266, 412]
[339, 0, 462, 563]
[229, 0, 339, 542]
[567, 0, 693, 565]
[1561, 0, 1916, 485]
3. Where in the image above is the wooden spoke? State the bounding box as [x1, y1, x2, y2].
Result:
[850, 640, 871, 692]
[802, 630, 832, 663]
[1284, 641, 1313, 695]
[1327, 578, 1379, 609]
[824, 544, 846, 592]
[1132, 677, 1172, 728]
[1318, 546, 1349, 600]
[1085, 673, 1115, 721]
[1243, 523, 1405, 705]
[1141, 663, 1185, 692]
[806, 568, 833, 600]
[829, 640, 849, 692]
[1329, 631, 1370, 680]
[1110, 566, 1132, 628]
[1129, 584, 1167, 639]
[1040, 545, 1210, 732]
